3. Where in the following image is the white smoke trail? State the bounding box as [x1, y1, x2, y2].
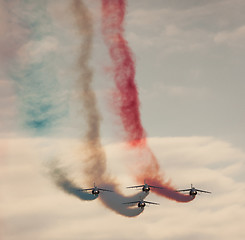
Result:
[71, 0, 145, 217]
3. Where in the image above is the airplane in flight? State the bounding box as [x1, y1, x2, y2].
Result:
[123, 200, 160, 209]
[127, 180, 165, 192]
[176, 184, 211, 196]
[78, 183, 113, 196]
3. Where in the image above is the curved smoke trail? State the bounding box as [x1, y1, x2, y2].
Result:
[7, 1, 95, 201]
[71, 0, 147, 217]
[48, 161, 98, 201]
[101, 0, 194, 202]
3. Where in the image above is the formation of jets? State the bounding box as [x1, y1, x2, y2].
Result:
[78, 181, 211, 209]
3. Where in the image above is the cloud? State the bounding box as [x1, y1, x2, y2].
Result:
[1, 136, 245, 239]
[0, 78, 18, 137]
[127, 17, 213, 54]
[214, 25, 245, 48]
[17, 36, 59, 65]
[104, 136, 245, 239]
[126, 0, 245, 54]
[139, 81, 208, 100]
[0, 0, 29, 71]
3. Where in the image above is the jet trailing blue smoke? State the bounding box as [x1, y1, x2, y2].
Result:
[48, 161, 98, 201]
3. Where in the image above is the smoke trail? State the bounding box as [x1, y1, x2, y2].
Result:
[71, 0, 146, 216]
[48, 160, 97, 201]
[4, 1, 93, 203]
[10, 0, 68, 134]
[101, 0, 194, 202]
[101, 0, 146, 146]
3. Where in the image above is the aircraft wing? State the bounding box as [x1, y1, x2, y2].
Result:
[122, 201, 138, 205]
[175, 189, 191, 192]
[144, 201, 160, 205]
[196, 189, 211, 194]
[77, 188, 93, 191]
[149, 185, 165, 189]
[98, 188, 113, 192]
[126, 185, 144, 189]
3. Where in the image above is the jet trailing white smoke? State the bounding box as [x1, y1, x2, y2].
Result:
[71, 0, 146, 217]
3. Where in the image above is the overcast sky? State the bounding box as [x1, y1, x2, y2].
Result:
[1, 0, 245, 239]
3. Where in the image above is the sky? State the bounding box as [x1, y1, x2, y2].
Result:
[1, 0, 245, 239]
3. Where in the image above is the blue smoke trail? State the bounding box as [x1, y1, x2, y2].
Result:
[49, 161, 98, 201]
[10, 0, 68, 134]
[7, 1, 95, 202]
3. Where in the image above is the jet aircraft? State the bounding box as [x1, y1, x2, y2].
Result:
[127, 180, 165, 192]
[78, 183, 113, 195]
[123, 200, 159, 209]
[176, 184, 211, 196]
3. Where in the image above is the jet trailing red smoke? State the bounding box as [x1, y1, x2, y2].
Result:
[101, 0, 194, 202]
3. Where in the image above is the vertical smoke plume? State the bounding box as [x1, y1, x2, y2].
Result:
[71, 0, 146, 216]
[9, 0, 67, 134]
[101, 0, 146, 146]
[101, 0, 194, 202]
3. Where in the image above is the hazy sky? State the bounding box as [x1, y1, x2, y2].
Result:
[1, 0, 245, 239]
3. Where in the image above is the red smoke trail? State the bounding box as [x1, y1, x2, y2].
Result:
[101, 0, 146, 147]
[101, 0, 194, 202]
